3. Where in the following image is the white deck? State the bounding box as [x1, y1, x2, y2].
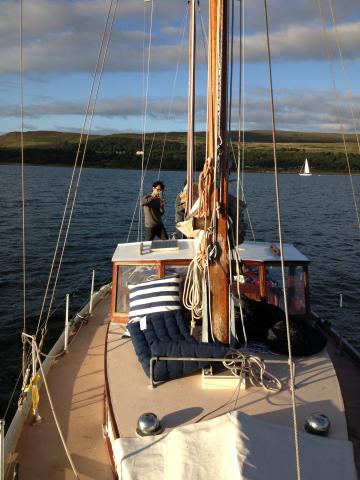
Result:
[106, 323, 347, 441]
[112, 239, 309, 263]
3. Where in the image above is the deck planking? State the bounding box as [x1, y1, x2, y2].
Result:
[12, 295, 114, 480]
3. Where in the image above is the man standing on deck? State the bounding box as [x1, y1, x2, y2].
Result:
[141, 180, 169, 241]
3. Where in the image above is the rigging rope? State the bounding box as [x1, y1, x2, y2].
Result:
[131, 2, 200, 237]
[140, 0, 155, 236]
[138, 6, 147, 242]
[232, 0, 256, 243]
[158, 6, 189, 177]
[228, 0, 235, 143]
[142, 0, 154, 154]
[317, 0, 360, 233]
[223, 349, 282, 392]
[127, 130, 159, 242]
[36, 0, 118, 351]
[31, 340, 80, 479]
[196, 348, 282, 425]
[19, 0, 28, 382]
[263, 1, 301, 479]
[227, 218, 248, 346]
[2, 370, 23, 421]
[15, 0, 120, 389]
[197, 0, 208, 59]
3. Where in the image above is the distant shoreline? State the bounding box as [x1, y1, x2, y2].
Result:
[0, 161, 358, 175]
[0, 130, 359, 174]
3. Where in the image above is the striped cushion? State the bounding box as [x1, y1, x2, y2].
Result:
[128, 277, 181, 318]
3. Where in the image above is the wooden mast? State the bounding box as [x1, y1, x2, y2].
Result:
[186, 0, 196, 213]
[207, 0, 229, 344]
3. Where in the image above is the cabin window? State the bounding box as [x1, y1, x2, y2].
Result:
[238, 265, 261, 301]
[115, 265, 158, 313]
[265, 265, 306, 315]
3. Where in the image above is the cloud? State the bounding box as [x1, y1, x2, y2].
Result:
[2, 20, 359, 76]
[1, 0, 359, 134]
[1, 86, 358, 134]
[0, 95, 191, 120]
[1, 0, 359, 76]
[242, 21, 360, 62]
[238, 86, 360, 132]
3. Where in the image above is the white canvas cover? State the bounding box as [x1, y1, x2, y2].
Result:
[113, 411, 357, 480]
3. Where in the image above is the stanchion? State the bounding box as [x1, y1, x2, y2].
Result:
[64, 293, 70, 353]
[89, 270, 95, 316]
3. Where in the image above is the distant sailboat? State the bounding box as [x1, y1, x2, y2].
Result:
[299, 158, 312, 176]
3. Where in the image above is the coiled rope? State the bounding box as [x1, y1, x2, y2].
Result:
[223, 349, 282, 393]
[183, 238, 206, 333]
[198, 157, 214, 218]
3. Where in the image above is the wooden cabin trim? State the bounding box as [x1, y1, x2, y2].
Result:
[103, 428, 118, 479]
[111, 259, 192, 321]
[258, 264, 267, 300]
[112, 259, 191, 267]
[112, 260, 161, 266]
[111, 312, 129, 324]
[103, 319, 119, 477]
[240, 260, 310, 267]
[304, 264, 311, 319]
[104, 320, 120, 440]
[102, 389, 118, 478]
[111, 263, 117, 319]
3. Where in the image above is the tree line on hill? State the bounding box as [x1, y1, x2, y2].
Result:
[0, 130, 359, 173]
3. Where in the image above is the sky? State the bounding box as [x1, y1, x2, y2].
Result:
[0, 0, 359, 135]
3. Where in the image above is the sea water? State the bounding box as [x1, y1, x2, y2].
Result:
[0, 165, 359, 419]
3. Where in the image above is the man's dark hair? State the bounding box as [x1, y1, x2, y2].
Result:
[152, 180, 165, 190]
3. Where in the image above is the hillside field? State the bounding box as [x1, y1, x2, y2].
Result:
[0, 130, 359, 173]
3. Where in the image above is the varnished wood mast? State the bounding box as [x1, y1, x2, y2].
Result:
[186, 0, 196, 212]
[207, 0, 229, 343]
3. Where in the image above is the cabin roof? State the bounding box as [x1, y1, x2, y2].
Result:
[237, 241, 309, 263]
[112, 239, 309, 264]
[112, 239, 197, 262]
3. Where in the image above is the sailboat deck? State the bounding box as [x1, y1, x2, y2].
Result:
[12, 295, 113, 480]
[7, 294, 359, 479]
[106, 322, 348, 441]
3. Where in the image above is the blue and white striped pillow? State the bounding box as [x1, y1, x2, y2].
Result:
[128, 277, 181, 319]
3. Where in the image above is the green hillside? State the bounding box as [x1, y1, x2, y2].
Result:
[0, 130, 359, 173]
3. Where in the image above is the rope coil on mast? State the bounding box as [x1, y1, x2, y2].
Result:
[183, 252, 205, 333]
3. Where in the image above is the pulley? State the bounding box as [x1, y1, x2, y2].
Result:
[207, 242, 219, 263]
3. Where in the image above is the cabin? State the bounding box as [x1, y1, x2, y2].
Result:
[111, 239, 310, 324]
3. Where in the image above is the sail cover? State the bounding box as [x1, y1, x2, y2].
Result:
[113, 411, 357, 480]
